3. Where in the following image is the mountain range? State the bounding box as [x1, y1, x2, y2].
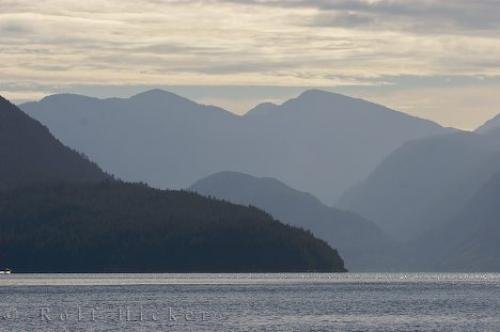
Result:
[339, 130, 500, 241]
[0, 95, 346, 272]
[21, 89, 450, 204]
[7, 87, 500, 272]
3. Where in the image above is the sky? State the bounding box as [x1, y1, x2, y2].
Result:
[1, 0, 500, 130]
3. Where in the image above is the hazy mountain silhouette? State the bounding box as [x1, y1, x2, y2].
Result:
[21, 89, 450, 204]
[408, 169, 500, 271]
[190, 171, 397, 271]
[0, 95, 109, 190]
[339, 130, 500, 241]
[20, 90, 242, 190]
[476, 113, 500, 133]
[0, 181, 346, 273]
[241, 89, 451, 203]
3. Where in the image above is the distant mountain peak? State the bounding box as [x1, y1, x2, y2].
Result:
[192, 171, 311, 197]
[298, 89, 343, 98]
[296, 89, 365, 103]
[33, 89, 192, 107]
[129, 89, 234, 115]
[244, 102, 280, 118]
[131, 88, 181, 100]
[245, 90, 360, 118]
[38, 93, 98, 105]
[283, 89, 387, 114]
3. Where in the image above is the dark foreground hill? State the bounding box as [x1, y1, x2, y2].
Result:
[0, 182, 346, 273]
[191, 171, 396, 271]
[0, 95, 109, 190]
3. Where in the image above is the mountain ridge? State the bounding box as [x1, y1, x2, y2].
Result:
[339, 130, 500, 241]
[190, 171, 397, 271]
[21, 88, 451, 204]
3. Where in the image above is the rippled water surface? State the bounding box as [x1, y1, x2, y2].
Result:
[1, 273, 499, 331]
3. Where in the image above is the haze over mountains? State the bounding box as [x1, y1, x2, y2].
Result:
[340, 130, 500, 241]
[336, 111, 500, 271]
[21, 89, 451, 204]
[190, 171, 396, 271]
[407, 169, 500, 272]
[0, 95, 346, 272]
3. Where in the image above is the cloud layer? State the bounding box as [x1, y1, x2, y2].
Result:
[1, 0, 500, 128]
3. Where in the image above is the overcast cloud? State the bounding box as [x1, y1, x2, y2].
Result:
[1, 0, 500, 129]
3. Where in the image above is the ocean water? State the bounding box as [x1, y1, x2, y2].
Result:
[0, 273, 499, 331]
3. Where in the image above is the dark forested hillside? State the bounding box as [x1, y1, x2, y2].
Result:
[0, 182, 346, 273]
[0, 95, 109, 190]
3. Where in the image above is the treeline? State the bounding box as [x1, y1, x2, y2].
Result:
[0, 182, 346, 272]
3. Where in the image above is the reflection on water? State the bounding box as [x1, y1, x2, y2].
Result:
[1, 273, 499, 331]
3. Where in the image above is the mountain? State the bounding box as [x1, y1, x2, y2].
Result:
[190, 171, 396, 271]
[410, 170, 500, 271]
[20, 90, 241, 190]
[21, 89, 450, 204]
[0, 181, 346, 273]
[242, 89, 451, 204]
[339, 130, 500, 241]
[476, 113, 500, 133]
[0, 95, 109, 190]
